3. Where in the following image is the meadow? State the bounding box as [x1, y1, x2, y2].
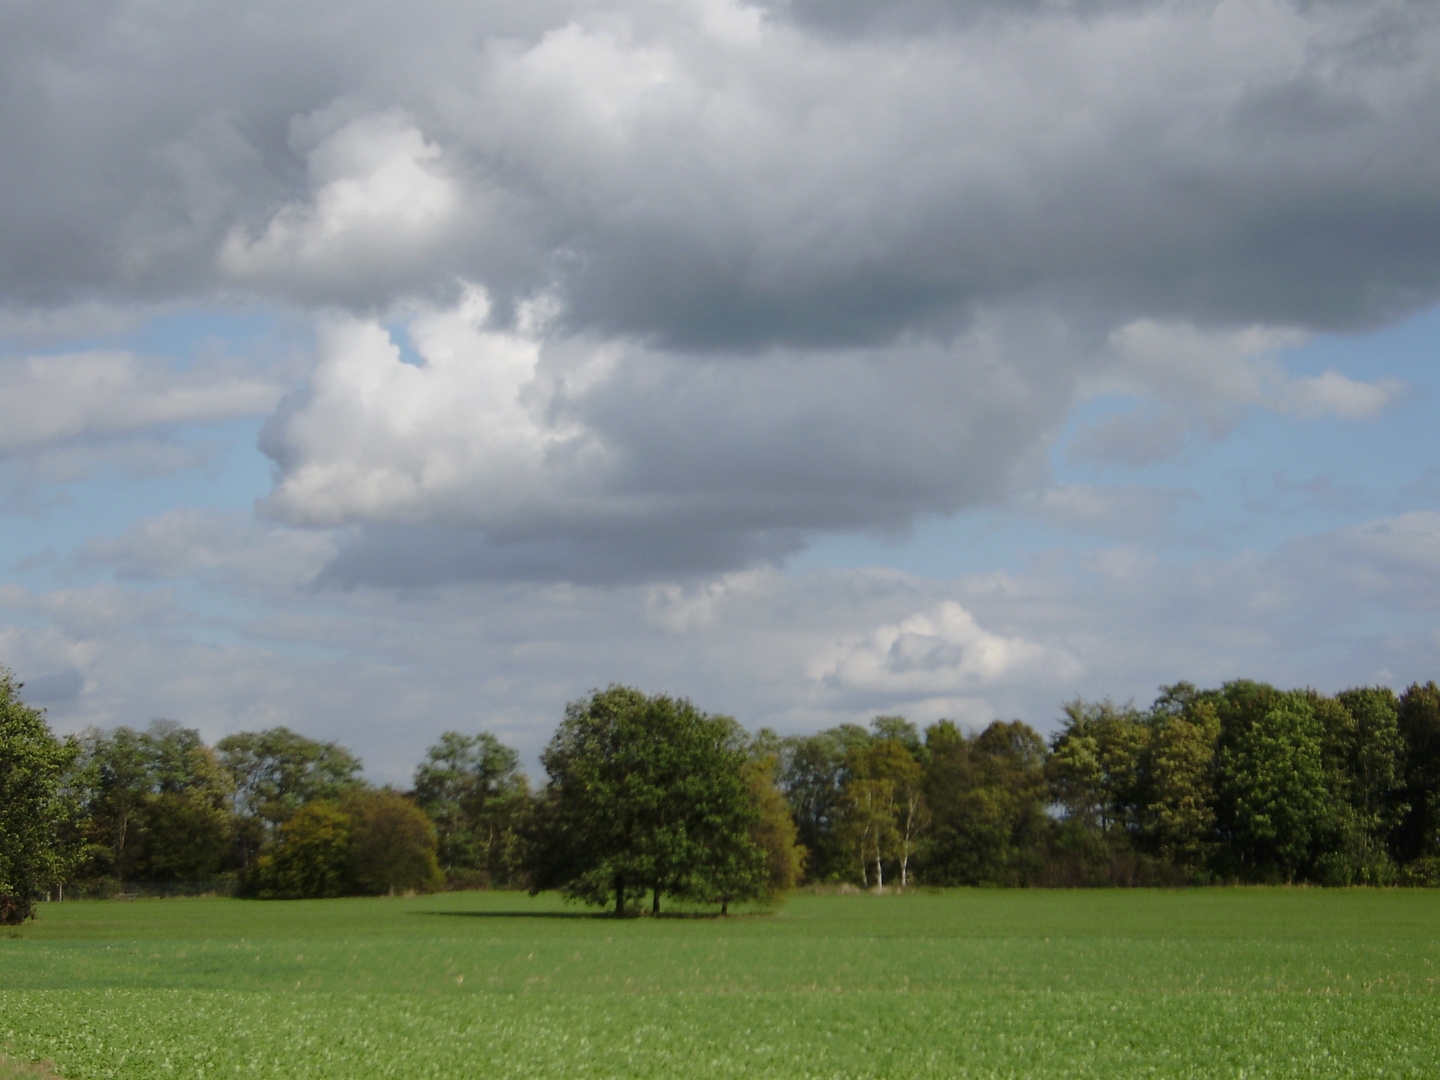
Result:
[2, 889, 1439, 1079]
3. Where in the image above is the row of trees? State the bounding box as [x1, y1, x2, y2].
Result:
[6, 666, 1440, 923]
[777, 681, 1440, 888]
[0, 673, 801, 921]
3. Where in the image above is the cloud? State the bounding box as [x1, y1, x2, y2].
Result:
[1279, 370, 1404, 419]
[3, 0, 1439, 770]
[1015, 483, 1194, 537]
[257, 290, 1077, 582]
[813, 599, 1081, 701]
[1, 0, 1438, 340]
[1069, 319, 1405, 465]
[219, 110, 471, 306]
[1290, 511, 1440, 611]
[0, 350, 282, 455]
[76, 509, 336, 592]
[0, 0, 1433, 585]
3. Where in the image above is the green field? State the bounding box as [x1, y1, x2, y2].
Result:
[2, 889, 1439, 1079]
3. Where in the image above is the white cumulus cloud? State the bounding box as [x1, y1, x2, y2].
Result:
[813, 599, 1080, 698]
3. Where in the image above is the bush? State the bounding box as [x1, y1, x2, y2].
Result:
[253, 801, 355, 899]
[348, 790, 443, 896]
[1399, 855, 1440, 887]
[251, 791, 442, 899]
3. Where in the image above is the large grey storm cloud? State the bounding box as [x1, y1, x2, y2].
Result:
[4, 0, 1437, 582]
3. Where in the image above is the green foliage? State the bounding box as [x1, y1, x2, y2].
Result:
[348, 790, 444, 896]
[1048, 698, 1150, 836]
[773, 723, 871, 882]
[527, 686, 765, 915]
[922, 719, 1051, 885]
[838, 737, 927, 888]
[1216, 684, 1337, 882]
[252, 791, 442, 899]
[743, 755, 804, 902]
[70, 720, 236, 885]
[1141, 693, 1219, 872]
[216, 727, 364, 851]
[413, 731, 528, 886]
[135, 792, 232, 882]
[1396, 682, 1440, 862]
[0, 669, 76, 924]
[253, 801, 355, 899]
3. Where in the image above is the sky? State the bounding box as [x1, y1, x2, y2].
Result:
[2, 0, 1439, 784]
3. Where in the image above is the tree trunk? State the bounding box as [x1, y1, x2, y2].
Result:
[615, 873, 626, 918]
[720, 897, 729, 916]
[652, 887, 661, 916]
[901, 852, 908, 889]
[875, 852, 883, 892]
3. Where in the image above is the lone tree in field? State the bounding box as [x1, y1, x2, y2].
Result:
[0, 668, 77, 924]
[526, 686, 765, 916]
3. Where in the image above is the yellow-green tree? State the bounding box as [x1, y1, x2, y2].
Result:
[348, 790, 443, 896]
[253, 800, 355, 899]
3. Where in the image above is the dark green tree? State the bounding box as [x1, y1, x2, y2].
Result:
[1396, 682, 1440, 865]
[922, 720, 1051, 885]
[1215, 683, 1336, 882]
[413, 731, 529, 886]
[73, 725, 152, 883]
[217, 727, 363, 867]
[348, 790, 444, 896]
[71, 720, 235, 885]
[0, 669, 77, 923]
[526, 686, 762, 916]
[774, 724, 871, 882]
[1048, 699, 1150, 838]
[253, 801, 355, 899]
[1141, 687, 1220, 875]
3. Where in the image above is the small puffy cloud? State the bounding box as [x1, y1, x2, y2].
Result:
[1100, 320, 1308, 407]
[813, 599, 1080, 700]
[1279, 370, 1404, 419]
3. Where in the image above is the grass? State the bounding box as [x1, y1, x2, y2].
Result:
[2, 888, 1439, 1078]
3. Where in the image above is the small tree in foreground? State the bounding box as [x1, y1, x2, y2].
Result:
[0, 669, 76, 923]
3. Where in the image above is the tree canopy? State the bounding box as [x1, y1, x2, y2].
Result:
[0, 667, 76, 923]
[10, 669, 1440, 920]
[527, 686, 767, 916]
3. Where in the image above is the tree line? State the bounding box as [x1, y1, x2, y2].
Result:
[5, 666, 1440, 923]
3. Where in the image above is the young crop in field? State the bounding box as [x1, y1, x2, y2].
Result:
[3, 890, 1440, 1079]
